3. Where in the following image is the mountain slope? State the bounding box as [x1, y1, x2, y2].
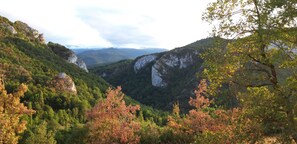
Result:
[48, 42, 89, 72]
[0, 16, 168, 143]
[90, 38, 234, 112]
[77, 48, 167, 66]
[0, 16, 108, 114]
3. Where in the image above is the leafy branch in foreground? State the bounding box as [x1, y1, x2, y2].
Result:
[203, 0, 297, 142]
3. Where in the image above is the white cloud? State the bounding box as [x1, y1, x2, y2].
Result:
[0, 0, 214, 49]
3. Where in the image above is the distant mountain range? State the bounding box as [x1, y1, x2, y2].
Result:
[72, 48, 167, 67]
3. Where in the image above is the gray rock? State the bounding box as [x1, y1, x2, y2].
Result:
[101, 72, 107, 77]
[134, 55, 157, 73]
[52, 72, 77, 94]
[48, 42, 89, 72]
[179, 54, 193, 69]
[151, 65, 167, 87]
[14, 21, 46, 43]
[58, 72, 67, 79]
[0, 23, 17, 34]
[163, 54, 179, 67]
[150, 50, 196, 87]
[7, 25, 17, 34]
[67, 53, 78, 64]
[33, 30, 39, 38]
[76, 58, 89, 72]
[67, 53, 88, 72]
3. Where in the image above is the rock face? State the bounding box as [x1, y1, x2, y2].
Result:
[0, 16, 45, 43]
[0, 23, 17, 34]
[48, 42, 88, 72]
[67, 52, 88, 72]
[134, 55, 157, 73]
[151, 65, 167, 87]
[8, 25, 17, 34]
[150, 49, 196, 87]
[134, 48, 197, 87]
[50, 72, 77, 94]
[0, 17, 17, 35]
[75, 58, 88, 72]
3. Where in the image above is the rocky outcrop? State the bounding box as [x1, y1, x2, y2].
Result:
[8, 25, 17, 34]
[75, 58, 88, 72]
[48, 42, 88, 72]
[133, 48, 197, 87]
[0, 23, 17, 34]
[131, 47, 198, 87]
[14, 21, 45, 43]
[0, 16, 46, 43]
[151, 64, 167, 87]
[151, 48, 197, 87]
[134, 55, 157, 73]
[50, 72, 77, 94]
[68, 54, 88, 72]
[0, 17, 17, 35]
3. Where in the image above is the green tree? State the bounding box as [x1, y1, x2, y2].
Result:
[203, 0, 297, 142]
[22, 121, 56, 144]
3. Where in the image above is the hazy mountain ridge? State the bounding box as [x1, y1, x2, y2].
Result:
[76, 48, 167, 66]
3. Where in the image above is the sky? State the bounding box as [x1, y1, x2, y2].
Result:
[0, 0, 214, 49]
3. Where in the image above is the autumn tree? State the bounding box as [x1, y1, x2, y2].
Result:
[0, 78, 35, 144]
[86, 86, 140, 144]
[203, 0, 297, 142]
[166, 80, 238, 143]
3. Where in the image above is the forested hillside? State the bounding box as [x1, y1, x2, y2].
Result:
[0, 16, 167, 143]
[1, 0, 297, 143]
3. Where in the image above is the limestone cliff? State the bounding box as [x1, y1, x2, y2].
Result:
[48, 42, 88, 72]
[149, 48, 198, 87]
[134, 55, 157, 73]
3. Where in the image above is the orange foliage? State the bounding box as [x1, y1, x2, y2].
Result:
[86, 86, 140, 144]
[0, 78, 35, 144]
[167, 79, 240, 143]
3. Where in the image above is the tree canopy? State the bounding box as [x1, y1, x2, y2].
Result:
[203, 0, 297, 142]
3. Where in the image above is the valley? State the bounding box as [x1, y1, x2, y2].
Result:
[0, 0, 297, 143]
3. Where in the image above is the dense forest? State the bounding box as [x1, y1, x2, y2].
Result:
[1, 0, 297, 143]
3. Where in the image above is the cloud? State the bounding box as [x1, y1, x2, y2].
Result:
[0, 0, 215, 49]
[0, 0, 112, 47]
[76, 8, 158, 48]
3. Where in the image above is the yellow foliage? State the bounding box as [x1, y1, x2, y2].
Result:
[0, 78, 35, 144]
